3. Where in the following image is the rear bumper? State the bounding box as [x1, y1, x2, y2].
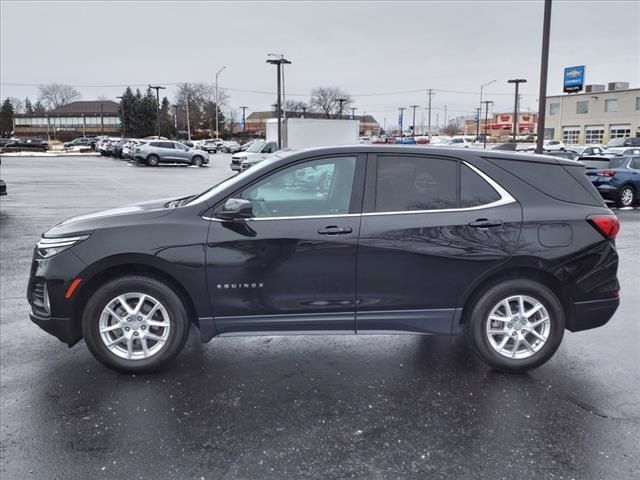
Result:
[30, 312, 81, 346]
[594, 184, 618, 201]
[567, 297, 619, 332]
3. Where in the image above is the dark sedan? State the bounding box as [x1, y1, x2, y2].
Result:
[4, 139, 49, 152]
[582, 155, 640, 208]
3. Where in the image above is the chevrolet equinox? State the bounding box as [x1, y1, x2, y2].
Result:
[28, 146, 620, 373]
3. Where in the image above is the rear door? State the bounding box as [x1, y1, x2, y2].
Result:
[356, 153, 522, 334]
[156, 141, 175, 161]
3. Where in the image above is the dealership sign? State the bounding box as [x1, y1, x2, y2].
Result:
[564, 66, 585, 93]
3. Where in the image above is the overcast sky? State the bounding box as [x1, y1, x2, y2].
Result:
[1, 0, 638, 127]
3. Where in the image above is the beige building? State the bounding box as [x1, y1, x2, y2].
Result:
[544, 84, 640, 144]
[463, 112, 538, 140]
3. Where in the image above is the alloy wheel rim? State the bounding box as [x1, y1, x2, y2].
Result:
[99, 293, 171, 360]
[485, 295, 550, 360]
[621, 188, 633, 206]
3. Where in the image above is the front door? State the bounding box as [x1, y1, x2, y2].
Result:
[356, 153, 522, 334]
[206, 154, 365, 334]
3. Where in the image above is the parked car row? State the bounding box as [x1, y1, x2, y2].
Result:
[0, 139, 49, 152]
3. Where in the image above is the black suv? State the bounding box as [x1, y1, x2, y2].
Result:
[28, 146, 620, 373]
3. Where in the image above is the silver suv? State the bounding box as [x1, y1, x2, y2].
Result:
[134, 141, 210, 167]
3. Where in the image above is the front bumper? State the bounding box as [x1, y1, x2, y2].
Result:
[30, 312, 82, 346]
[567, 297, 619, 332]
[231, 162, 241, 171]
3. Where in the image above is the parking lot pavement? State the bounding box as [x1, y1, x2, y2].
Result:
[1, 156, 639, 480]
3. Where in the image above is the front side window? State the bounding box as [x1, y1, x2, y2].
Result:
[375, 156, 458, 212]
[241, 157, 357, 218]
[247, 141, 265, 153]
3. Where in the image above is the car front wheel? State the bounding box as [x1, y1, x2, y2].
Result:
[466, 279, 565, 372]
[616, 185, 636, 208]
[82, 276, 190, 373]
[191, 155, 204, 167]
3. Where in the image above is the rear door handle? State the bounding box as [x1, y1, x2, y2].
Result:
[469, 218, 503, 228]
[317, 226, 353, 235]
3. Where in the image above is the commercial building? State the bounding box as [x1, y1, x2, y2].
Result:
[463, 112, 538, 140]
[544, 83, 640, 144]
[245, 111, 380, 137]
[13, 100, 121, 139]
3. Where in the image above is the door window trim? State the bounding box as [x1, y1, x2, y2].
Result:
[202, 160, 514, 221]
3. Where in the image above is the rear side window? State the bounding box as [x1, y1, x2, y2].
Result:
[487, 157, 603, 206]
[630, 157, 640, 169]
[460, 164, 501, 207]
[375, 156, 458, 212]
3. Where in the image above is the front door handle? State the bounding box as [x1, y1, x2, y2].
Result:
[469, 218, 503, 228]
[317, 226, 353, 235]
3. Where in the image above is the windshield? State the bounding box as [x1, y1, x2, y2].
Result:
[247, 141, 266, 153]
[186, 154, 283, 206]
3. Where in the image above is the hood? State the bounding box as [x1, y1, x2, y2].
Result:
[44, 197, 179, 238]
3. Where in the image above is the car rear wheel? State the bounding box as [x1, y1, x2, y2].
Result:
[466, 279, 564, 372]
[146, 154, 159, 167]
[616, 185, 636, 208]
[191, 155, 204, 167]
[82, 276, 190, 373]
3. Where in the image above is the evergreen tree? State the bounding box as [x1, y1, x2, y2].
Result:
[159, 97, 175, 138]
[24, 97, 34, 114]
[118, 87, 136, 137]
[0, 98, 15, 137]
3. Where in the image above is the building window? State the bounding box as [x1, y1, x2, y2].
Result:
[636, 97, 640, 111]
[544, 128, 555, 139]
[609, 125, 631, 139]
[585, 126, 605, 144]
[549, 103, 560, 115]
[605, 99, 618, 112]
[576, 101, 588, 114]
[562, 127, 580, 144]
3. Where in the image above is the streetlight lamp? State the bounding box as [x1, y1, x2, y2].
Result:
[478, 80, 496, 139]
[508, 79, 527, 142]
[266, 55, 291, 149]
[215, 66, 226, 139]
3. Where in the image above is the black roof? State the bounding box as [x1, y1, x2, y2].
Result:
[48, 100, 119, 115]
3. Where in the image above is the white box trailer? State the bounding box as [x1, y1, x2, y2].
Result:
[266, 118, 359, 149]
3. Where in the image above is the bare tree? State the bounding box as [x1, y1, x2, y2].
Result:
[226, 109, 238, 134]
[37, 84, 81, 110]
[310, 87, 352, 118]
[8, 97, 24, 114]
[175, 83, 229, 134]
[443, 116, 464, 136]
[284, 100, 308, 115]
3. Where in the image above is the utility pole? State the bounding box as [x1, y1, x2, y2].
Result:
[239, 106, 248, 136]
[481, 100, 494, 149]
[398, 107, 405, 135]
[350, 107, 357, 119]
[475, 107, 482, 140]
[215, 66, 226, 139]
[116, 95, 124, 137]
[266, 55, 291, 149]
[443, 105, 447, 129]
[184, 84, 191, 141]
[426, 89, 434, 141]
[409, 104, 419, 138]
[536, 0, 552, 153]
[301, 106, 306, 118]
[337, 98, 347, 119]
[479, 80, 497, 137]
[173, 105, 178, 137]
[100, 102, 104, 134]
[148, 85, 166, 137]
[508, 78, 527, 142]
[82, 114, 86, 137]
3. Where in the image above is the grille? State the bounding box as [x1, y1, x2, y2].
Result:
[31, 280, 49, 316]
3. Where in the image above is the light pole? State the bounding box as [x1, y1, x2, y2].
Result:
[536, 0, 552, 153]
[398, 107, 405, 135]
[100, 102, 104, 134]
[240, 106, 248, 137]
[266, 55, 291, 149]
[426, 89, 434, 141]
[409, 105, 419, 138]
[184, 84, 191, 141]
[148, 85, 166, 137]
[508, 79, 527, 142]
[479, 80, 496, 137]
[337, 98, 347, 119]
[116, 95, 124, 137]
[173, 105, 178, 137]
[481, 100, 494, 149]
[214, 66, 226, 139]
[350, 107, 357, 119]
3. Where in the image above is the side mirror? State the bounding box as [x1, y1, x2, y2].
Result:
[215, 198, 254, 221]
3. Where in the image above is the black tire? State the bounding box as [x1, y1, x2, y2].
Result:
[81, 275, 190, 373]
[191, 155, 204, 167]
[616, 185, 636, 208]
[465, 279, 565, 373]
[146, 154, 159, 167]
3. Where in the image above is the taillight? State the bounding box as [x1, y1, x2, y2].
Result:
[599, 170, 616, 177]
[587, 214, 620, 240]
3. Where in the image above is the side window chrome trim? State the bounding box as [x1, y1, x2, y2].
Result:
[201, 161, 516, 221]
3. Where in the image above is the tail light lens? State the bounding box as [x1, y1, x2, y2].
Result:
[587, 214, 620, 240]
[599, 170, 616, 177]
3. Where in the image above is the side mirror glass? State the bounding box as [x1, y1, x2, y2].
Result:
[215, 198, 254, 221]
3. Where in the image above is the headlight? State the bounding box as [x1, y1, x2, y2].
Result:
[36, 235, 90, 258]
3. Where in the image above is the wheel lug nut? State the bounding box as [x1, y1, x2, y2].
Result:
[133, 331, 139, 336]
[125, 327, 130, 331]
[137, 316, 142, 321]
[141, 325, 146, 330]
[507, 324, 512, 328]
[512, 332, 517, 337]
[521, 329, 526, 334]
